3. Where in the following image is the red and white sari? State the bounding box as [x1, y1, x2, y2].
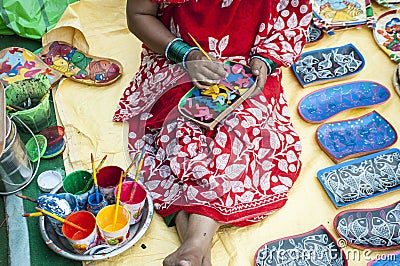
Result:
[113, 0, 311, 226]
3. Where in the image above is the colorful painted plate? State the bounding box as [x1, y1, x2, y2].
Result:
[306, 21, 324, 45]
[374, 10, 400, 63]
[0, 47, 62, 87]
[40, 41, 123, 86]
[178, 60, 257, 130]
[292, 44, 365, 87]
[393, 63, 400, 97]
[254, 225, 348, 266]
[316, 111, 397, 163]
[368, 249, 400, 265]
[298, 81, 391, 123]
[317, 148, 400, 208]
[334, 200, 400, 250]
[25, 134, 47, 163]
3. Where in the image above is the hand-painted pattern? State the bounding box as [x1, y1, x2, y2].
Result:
[316, 111, 397, 162]
[292, 43, 364, 87]
[254, 225, 348, 266]
[374, 10, 400, 63]
[334, 201, 400, 250]
[307, 21, 324, 44]
[317, 148, 400, 207]
[298, 81, 391, 123]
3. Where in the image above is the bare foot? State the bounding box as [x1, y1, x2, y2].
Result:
[163, 240, 204, 266]
[201, 243, 212, 266]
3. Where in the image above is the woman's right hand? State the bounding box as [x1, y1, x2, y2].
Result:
[185, 50, 227, 89]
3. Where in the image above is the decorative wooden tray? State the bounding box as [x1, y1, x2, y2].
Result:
[298, 81, 391, 123]
[374, 9, 400, 63]
[311, 0, 375, 32]
[291, 44, 365, 87]
[317, 148, 400, 208]
[368, 249, 400, 265]
[254, 225, 348, 266]
[40, 41, 123, 86]
[316, 111, 397, 163]
[0, 47, 62, 87]
[334, 200, 400, 250]
[178, 61, 256, 130]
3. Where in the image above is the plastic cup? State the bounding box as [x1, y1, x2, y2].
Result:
[96, 204, 130, 246]
[86, 193, 108, 216]
[96, 166, 123, 204]
[114, 181, 147, 225]
[62, 211, 99, 254]
[63, 170, 94, 210]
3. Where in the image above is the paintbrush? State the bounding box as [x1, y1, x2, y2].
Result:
[188, 33, 212, 61]
[16, 194, 37, 203]
[22, 212, 44, 217]
[77, 154, 108, 194]
[35, 207, 88, 232]
[122, 154, 139, 179]
[113, 171, 124, 229]
[95, 155, 108, 172]
[128, 147, 146, 201]
[91, 153, 101, 203]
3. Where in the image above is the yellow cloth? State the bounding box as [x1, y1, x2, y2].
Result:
[43, 1, 400, 265]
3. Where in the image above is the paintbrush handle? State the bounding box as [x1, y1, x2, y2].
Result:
[188, 33, 212, 61]
[95, 155, 108, 172]
[16, 194, 37, 202]
[23, 212, 44, 217]
[35, 207, 88, 232]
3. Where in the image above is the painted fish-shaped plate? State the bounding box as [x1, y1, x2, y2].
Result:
[298, 81, 391, 123]
[0, 47, 62, 87]
[374, 10, 400, 63]
[292, 43, 365, 87]
[254, 225, 348, 266]
[317, 148, 400, 208]
[334, 200, 400, 250]
[306, 20, 324, 45]
[178, 60, 257, 130]
[368, 249, 400, 265]
[316, 111, 397, 163]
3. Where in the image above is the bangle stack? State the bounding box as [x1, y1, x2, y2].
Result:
[251, 55, 278, 76]
[165, 37, 199, 69]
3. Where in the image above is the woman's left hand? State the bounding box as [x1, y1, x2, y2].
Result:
[249, 57, 268, 97]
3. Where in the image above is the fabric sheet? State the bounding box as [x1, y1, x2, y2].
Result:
[43, 0, 400, 265]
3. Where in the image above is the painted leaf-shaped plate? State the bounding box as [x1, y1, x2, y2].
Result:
[374, 10, 400, 63]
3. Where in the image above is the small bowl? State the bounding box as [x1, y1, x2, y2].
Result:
[43, 138, 65, 156]
[40, 126, 65, 147]
[25, 134, 47, 163]
[37, 170, 63, 192]
[42, 141, 66, 159]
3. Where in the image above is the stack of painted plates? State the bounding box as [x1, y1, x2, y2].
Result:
[39, 126, 65, 159]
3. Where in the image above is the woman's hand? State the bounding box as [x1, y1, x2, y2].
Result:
[185, 50, 227, 89]
[249, 57, 268, 97]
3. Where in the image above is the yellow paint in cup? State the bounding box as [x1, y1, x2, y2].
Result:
[96, 204, 130, 246]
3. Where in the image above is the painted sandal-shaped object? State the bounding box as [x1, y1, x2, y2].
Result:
[40, 41, 123, 86]
[368, 249, 400, 265]
[298, 81, 391, 123]
[317, 148, 400, 208]
[254, 225, 348, 266]
[334, 200, 400, 250]
[0, 47, 62, 87]
[316, 111, 397, 163]
[292, 43, 365, 87]
[374, 10, 400, 63]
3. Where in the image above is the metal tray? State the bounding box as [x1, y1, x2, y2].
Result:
[38, 181, 153, 261]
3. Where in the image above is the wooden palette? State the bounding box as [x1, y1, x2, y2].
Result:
[316, 111, 397, 163]
[291, 44, 365, 87]
[317, 148, 400, 208]
[178, 61, 256, 130]
[374, 10, 400, 63]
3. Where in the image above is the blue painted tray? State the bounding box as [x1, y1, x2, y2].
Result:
[298, 81, 391, 123]
[292, 43, 365, 87]
[317, 148, 400, 208]
[316, 111, 397, 163]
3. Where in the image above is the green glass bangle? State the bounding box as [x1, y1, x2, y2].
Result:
[166, 39, 193, 64]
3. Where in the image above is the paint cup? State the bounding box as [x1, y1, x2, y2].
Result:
[62, 211, 99, 254]
[96, 204, 130, 246]
[63, 170, 94, 210]
[86, 193, 108, 216]
[96, 166, 123, 205]
[114, 181, 147, 225]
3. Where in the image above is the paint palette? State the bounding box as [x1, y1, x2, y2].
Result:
[317, 148, 400, 208]
[178, 61, 257, 130]
[316, 111, 397, 163]
[40, 41, 123, 86]
[0, 47, 62, 87]
[291, 44, 365, 87]
[38, 180, 154, 260]
[334, 200, 400, 250]
[298, 81, 391, 123]
[374, 10, 400, 63]
[254, 225, 348, 266]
